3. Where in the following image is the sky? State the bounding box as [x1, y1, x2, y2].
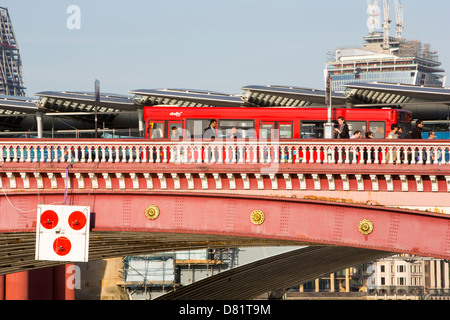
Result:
[2, 0, 450, 97]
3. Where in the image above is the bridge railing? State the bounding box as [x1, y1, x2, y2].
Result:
[0, 139, 449, 165]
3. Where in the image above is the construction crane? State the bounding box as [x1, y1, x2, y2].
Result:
[394, 0, 404, 39]
[366, 0, 381, 35]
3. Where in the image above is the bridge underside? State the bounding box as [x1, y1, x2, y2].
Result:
[2, 190, 450, 276]
[0, 231, 306, 276]
[157, 246, 392, 300]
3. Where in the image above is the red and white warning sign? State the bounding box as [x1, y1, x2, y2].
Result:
[35, 204, 90, 262]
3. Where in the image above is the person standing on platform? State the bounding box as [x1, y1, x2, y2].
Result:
[411, 120, 424, 139]
[334, 116, 349, 139]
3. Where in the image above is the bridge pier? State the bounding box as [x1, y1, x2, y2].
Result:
[0, 265, 75, 300]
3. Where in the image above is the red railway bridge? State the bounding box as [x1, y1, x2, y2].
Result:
[1, 138, 450, 299]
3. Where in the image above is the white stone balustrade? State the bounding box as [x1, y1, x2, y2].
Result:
[0, 139, 448, 165]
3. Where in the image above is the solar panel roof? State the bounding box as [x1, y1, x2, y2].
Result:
[344, 82, 450, 102]
[35, 91, 136, 112]
[241, 85, 347, 106]
[129, 88, 245, 107]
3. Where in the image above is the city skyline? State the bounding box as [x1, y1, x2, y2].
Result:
[2, 0, 450, 97]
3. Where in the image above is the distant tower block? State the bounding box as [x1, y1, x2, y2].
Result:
[0, 7, 26, 96]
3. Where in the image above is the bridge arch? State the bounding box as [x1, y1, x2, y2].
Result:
[1, 191, 450, 276]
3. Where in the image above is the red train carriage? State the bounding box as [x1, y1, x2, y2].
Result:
[143, 106, 411, 140]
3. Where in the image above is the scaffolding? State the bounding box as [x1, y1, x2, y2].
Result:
[0, 7, 26, 96]
[120, 249, 238, 299]
[397, 39, 439, 62]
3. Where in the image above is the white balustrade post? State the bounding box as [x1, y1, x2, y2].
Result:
[252, 144, 258, 164]
[308, 146, 314, 163]
[12, 146, 18, 162]
[337, 146, 343, 164]
[80, 145, 86, 163]
[19, 145, 25, 162]
[425, 147, 431, 165]
[417, 146, 423, 165]
[218, 143, 224, 164]
[87, 146, 93, 163]
[101, 146, 106, 162]
[73, 145, 80, 163]
[5, 145, 10, 162]
[395, 146, 401, 164]
[39, 145, 45, 163]
[94, 145, 100, 163]
[344, 146, 350, 164]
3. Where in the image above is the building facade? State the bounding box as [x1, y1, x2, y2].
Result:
[325, 34, 445, 93]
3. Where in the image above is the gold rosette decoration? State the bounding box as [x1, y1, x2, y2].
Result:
[250, 210, 265, 225]
[145, 205, 160, 220]
[358, 219, 374, 235]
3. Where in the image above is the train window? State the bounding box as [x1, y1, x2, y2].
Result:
[219, 120, 254, 138]
[300, 121, 324, 139]
[186, 119, 215, 139]
[369, 121, 385, 139]
[279, 123, 292, 139]
[260, 122, 275, 139]
[169, 121, 183, 139]
[347, 121, 367, 137]
[149, 122, 164, 139]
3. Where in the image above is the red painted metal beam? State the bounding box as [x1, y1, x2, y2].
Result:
[1, 192, 450, 260]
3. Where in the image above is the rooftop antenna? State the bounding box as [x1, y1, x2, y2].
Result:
[382, 0, 391, 50]
[366, 0, 381, 35]
[394, 0, 404, 39]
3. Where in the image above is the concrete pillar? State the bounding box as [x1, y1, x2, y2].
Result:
[4, 267, 71, 300]
[5, 271, 29, 300]
[430, 260, 436, 292]
[36, 111, 43, 138]
[53, 264, 75, 300]
[315, 278, 319, 292]
[137, 108, 144, 137]
[345, 268, 350, 292]
[345, 100, 353, 109]
[436, 260, 442, 290]
[444, 261, 449, 291]
[330, 273, 335, 292]
[0, 275, 4, 300]
[29, 268, 54, 300]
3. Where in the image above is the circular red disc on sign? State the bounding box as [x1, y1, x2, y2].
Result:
[68, 211, 87, 230]
[40, 210, 59, 229]
[53, 237, 71, 256]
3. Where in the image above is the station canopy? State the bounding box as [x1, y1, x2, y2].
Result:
[343, 82, 450, 105]
[0, 95, 39, 128]
[241, 85, 347, 107]
[34, 91, 137, 123]
[1, 81, 450, 131]
[129, 88, 246, 107]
